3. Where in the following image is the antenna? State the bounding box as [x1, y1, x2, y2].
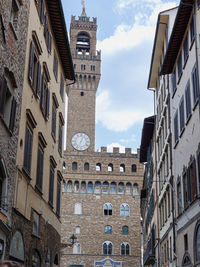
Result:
[81, 0, 85, 8]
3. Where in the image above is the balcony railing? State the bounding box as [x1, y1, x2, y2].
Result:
[143, 231, 155, 265]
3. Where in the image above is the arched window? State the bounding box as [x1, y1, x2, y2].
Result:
[120, 164, 125, 172]
[94, 181, 101, 193]
[74, 181, 79, 193]
[181, 252, 192, 267]
[76, 32, 90, 52]
[110, 182, 116, 194]
[118, 182, 124, 194]
[122, 226, 129, 235]
[120, 204, 130, 216]
[103, 241, 113, 255]
[108, 163, 113, 172]
[72, 162, 77, 170]
[73, 243, 81, 254]
[132, 164, 137, 172]
[133, 183, 139, 195]
[104, 203, 112, 216]
[81, 181, 86, 193]
[194, 220, 200, 264]
[9, 231, 24, 263]
[66, 180, 73, 192]
[74, 203, 82, 215]
[126, 183, 132, 194]
[88, 182, 93, 193]
[105, 225, 112, 234]
[84, 162, 89, 171]
[96, 163, 101, 171]
[102, 181, 109, 193]
[121, 243, 130, 255]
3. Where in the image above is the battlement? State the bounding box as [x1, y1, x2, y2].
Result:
[99, 146, 140, 158]
[71, 49, 101, 61]
[71, 15, 97, 31]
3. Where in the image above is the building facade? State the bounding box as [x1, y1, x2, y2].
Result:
[61, 8, 144, 267]
[161, 1, 200, 266]
[1, 0, 74, 265]
[0, 0, 30, 260]
[142, 0, 200, 267]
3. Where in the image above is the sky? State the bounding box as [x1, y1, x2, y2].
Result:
[62, 0, 180, 153]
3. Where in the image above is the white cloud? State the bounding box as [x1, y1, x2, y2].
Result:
[119, 134, 136, 143]
[97, 0, 178, 55]
[96, 91, 147, 132]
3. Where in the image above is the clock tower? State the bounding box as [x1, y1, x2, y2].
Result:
[66, 7, 101, 153]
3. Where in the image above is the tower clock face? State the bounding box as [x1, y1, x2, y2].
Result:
[71, 133, 91, 151]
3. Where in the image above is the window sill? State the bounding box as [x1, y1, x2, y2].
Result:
[9, 22, 18, 40]
[51, 133, 56, 143]
[183, 54, 189, 69]
[193, 99, 199, 111]
[177, 72, 183, 85]
[189, 37, 195, 51]
[22, 167, 31, 181]
[179, 127, 185, 138]
[35, 185, 43, 196]
[48, 201, 54, 210]
[185, 113, 192, 125]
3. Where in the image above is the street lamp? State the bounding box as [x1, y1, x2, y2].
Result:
[61, 234, 77, 248]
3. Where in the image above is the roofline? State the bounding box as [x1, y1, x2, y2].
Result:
[47, 0, 75, 81]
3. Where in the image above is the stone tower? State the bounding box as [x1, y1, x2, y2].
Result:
[61, 7, 143, 267]
[66, 7, 101, 153]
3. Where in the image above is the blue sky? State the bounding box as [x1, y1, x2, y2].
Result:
[62, 0, 179, 152]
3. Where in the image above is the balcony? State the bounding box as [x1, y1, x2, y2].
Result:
[143, 231, 155, 265]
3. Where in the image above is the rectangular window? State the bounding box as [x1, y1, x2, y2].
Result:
[185, 81, 191, 120]
[53, 51, 58, 81]
[190, 16, 194, 43]
[184, 234, 188, 251]
[172, 70, 176, 94]
[174, 111, 178, 145]
[56, 179, 61, 216]
[177, 180, 182, 215]
[177, 53, 182, 80]
[28, 41, 41, 96]
[179, 96, 185, 133]
[23, 124, 33, 175]
[33, 210, 40, 236]
[36, 145, 44, 191]
[183, 34, 188, 63]
[48, 167, 54, 206]
[0, 76, 17, 132]
[58, 119, 63, 155]
[51, 100, 57, 140]
[167, 188, 170, 216]
[188, 159, 197, 202]
[192, 65, 199, 106]
[183, 171, 189, 209]
[60, 75, 64, 101]
[40, 72, 50, 120]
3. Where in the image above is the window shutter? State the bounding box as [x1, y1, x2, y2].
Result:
[49, 168, 54, 204]
[36, 147, 43, 190]
[0, 76, 7, 115]
[40, 73, 45, 112]
[56, 180, 61, 215]
[28, 42, 34, 85]
[24, 126, 33, 174]
[58, 123, 62, 154]
[193, 159, 197, 197]
[45, 87, 50, 121]
[28, 129, 33, 174]
[60, 76, 64, 100]
[48, 32, 52, 53]
[44, 15, 47, 38]
[52, 104, 56, 138]
[36, 61, 41, 99]
[40, 0, 45, 24]
[9, 97, 17, 132]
